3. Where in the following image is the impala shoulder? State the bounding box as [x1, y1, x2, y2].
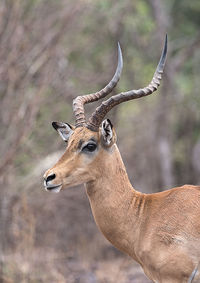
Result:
[180, 184, 200, 190]
[171, 184, 200, 199]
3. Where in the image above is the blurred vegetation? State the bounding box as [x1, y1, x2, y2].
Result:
[0, 0, 200, 282]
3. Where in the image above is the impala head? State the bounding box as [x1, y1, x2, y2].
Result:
[43, 36, 167, 192]
[43, 119, 116, 192]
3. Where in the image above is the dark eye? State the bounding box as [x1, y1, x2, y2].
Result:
[82, 143, 97, 152]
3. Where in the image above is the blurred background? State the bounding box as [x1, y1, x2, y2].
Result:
[0, 0, 200, 282]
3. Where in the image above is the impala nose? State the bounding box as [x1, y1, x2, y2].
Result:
[43, 172, 62, 193]
[44, 173, 56, 186]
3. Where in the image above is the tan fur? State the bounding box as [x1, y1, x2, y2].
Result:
[44, 126, 200, 282]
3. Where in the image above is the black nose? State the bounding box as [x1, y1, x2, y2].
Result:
[46, 173, 56, 183]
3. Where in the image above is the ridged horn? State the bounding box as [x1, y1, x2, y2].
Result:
[87, 35, 167, 131]
[73, 43, 123, 128]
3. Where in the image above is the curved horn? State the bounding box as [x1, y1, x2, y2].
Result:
[87, 35, 168, 131]
[73, 43, 123, 128]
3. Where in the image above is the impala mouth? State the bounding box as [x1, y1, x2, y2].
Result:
[44, 183, 62, 193]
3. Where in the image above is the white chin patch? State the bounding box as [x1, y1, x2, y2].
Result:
[45, 185, 62, 193]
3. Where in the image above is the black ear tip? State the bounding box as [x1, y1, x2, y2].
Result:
[52, 121, 58, 130]
[52, 121, 73, 131]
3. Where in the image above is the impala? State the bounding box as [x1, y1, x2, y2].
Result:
[43, 35, 200, 282]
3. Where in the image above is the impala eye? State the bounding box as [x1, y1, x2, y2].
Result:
[82, 143, 97, 153]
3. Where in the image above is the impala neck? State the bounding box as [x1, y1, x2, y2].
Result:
[85, 144, 145, 262]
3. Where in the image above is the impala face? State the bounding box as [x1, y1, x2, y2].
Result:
[43, 119, 115, 192]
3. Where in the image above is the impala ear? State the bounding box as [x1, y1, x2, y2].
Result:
[52, 122, 74, 142]
[101, 119, 116, 147]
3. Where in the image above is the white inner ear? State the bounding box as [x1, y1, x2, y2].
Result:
[102, 120, 113, 145]
[58, 128, 71, 141]
[57, 123, 73, 141]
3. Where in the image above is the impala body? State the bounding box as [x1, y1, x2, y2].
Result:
[43, 36, 200, 282]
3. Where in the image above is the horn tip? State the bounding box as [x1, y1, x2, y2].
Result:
[157, 34, 168, 73]
[117, 42, 123, 69]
